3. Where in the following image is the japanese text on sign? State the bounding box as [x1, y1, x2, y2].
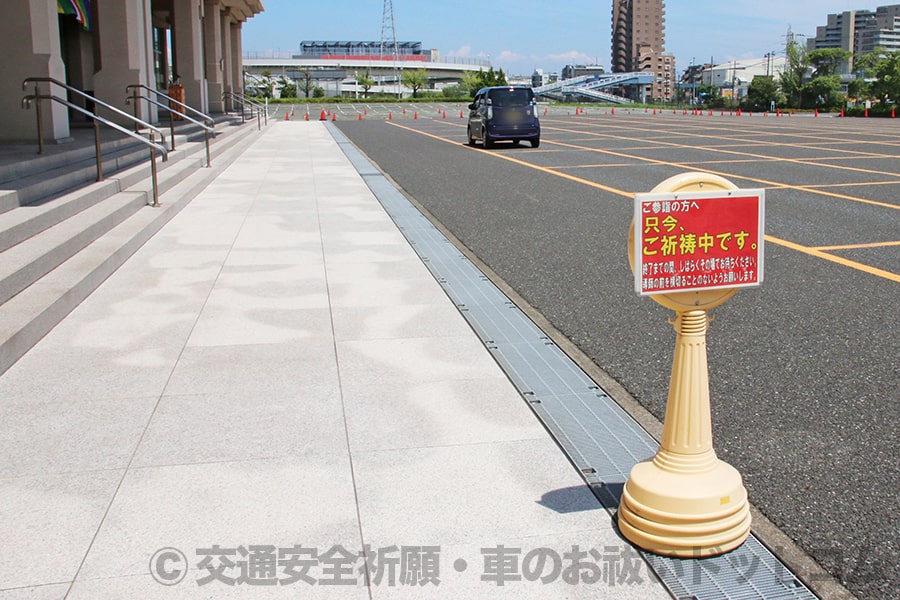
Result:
[633, 190, 765, 295]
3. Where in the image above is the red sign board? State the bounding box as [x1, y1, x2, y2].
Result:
[633, 189, 765, 295]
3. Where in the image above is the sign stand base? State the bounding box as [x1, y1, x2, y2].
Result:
[617, 310, 751, 557]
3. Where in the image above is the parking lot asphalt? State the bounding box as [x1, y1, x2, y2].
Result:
[335, 109, 899, 600]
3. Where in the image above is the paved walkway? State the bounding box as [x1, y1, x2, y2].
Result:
[0, 122, 670, 598]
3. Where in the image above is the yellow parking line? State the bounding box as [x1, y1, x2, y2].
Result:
[767, 235, 900, 282]
[545, 123, 900, 182]
[544, 137, 900, 211]
[387, 121, 632, 197]
[384, 121, 899, 283]
[813, 240, 900, 251]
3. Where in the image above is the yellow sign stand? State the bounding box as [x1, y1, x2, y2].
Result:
[620, 173, 752, 557]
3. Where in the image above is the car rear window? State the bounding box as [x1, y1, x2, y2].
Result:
[488, 88, 533, 107]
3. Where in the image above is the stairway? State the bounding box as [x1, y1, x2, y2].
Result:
[0, 113, 269, 375]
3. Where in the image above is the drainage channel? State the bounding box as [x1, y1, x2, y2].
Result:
[328, 123, 819, 600]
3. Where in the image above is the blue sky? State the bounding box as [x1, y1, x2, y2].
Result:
[242, 1, 892, 75]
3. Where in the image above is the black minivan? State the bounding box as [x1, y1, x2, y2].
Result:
[467, 86, 540, 148]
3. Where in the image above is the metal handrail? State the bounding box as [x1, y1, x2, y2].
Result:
[23, 77, 167, 150]
[230, 92, 270, 125]
[22, 93, 168, 207]
[224, 91, 250, 121]
[125, 83, 215, 130]
[224, 92, 262, 129]
[245, 96, 270, 126]
[125, 87, 214, 167]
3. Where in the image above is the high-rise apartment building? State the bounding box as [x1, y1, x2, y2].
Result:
[612, 0, 674, 102]
[807, 4, 900, 73]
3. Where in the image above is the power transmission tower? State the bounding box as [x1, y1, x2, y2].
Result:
[380, 0, 401, 97]
[380, 0, 399, 61]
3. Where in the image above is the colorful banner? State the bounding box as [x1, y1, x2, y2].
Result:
[57, 0, 92, 31]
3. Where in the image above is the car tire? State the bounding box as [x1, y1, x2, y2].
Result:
[530, 137, 540, 148]
[467, 126, 476, 146]
[483, 128, 494, 149]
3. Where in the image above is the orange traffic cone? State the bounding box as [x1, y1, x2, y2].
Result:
[544, 108, 548, 116]
[358, 113, 362, 120]
[893, 108, 896, 118]
[460, 110, 464, 118]
[332, 113, 336, 121]
[611, 108, 615, 115]
[865, 108, 869, 117]
[414, 112, 418, 120]
[305, 112, 309, 121]
[285, 113, 289, 120]
[388, 112, 393, 120]
[442, 111, 447, 119]
[319, 109, 327, 121]
[840, 108, 844, 118]
[815, 109, 819, 117]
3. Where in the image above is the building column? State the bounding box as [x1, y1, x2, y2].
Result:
[93, 0, 156, 126]
[173, 0, 207, 113]
[1, 0, 70, 143]
[221, 10, 234, 111]
[203, 0, 224, 113]
[229, 20, 244, 110]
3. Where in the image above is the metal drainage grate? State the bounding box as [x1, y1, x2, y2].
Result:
[329, 123, 819, 600]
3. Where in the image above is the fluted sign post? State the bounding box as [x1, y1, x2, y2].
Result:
[621, 173, 765, 557]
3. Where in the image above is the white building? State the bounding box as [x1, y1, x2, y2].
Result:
[243, 44, 490, 98]
[701, 56, 788, 100]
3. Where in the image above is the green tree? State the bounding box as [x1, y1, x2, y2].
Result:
[280, 83, 297, 98]
[460, 72, 480, 96]
[297, 69, 316, 98]
[808, 48, 851, 77]
[355, 70, 375, 98]
[463, 67, 509, 97]
[781, 39, 810, 108]
[697, 84, 724, 108]
[855, 49, 900, 104]
[745, 75, 781, 111]
[847, 76, 868, 103]
[401, 68, 429, 98]
[803, 74, 843, 109]
[440, 85, 468, 100]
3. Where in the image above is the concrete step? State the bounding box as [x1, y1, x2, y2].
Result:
[0, 134, 191, 213]
[0, 119, 264, 375]
[0, 190, 147, 305]
[0, 191, 18, 215]
[0, 118, 252, 253]
[0, 134, 142, 188]
[0, 111, 245, 213]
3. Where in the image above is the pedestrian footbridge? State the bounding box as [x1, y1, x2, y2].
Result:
[533, 72, 655, 104]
